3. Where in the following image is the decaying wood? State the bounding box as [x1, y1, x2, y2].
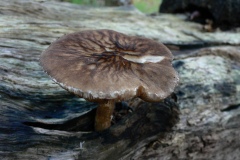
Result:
[160, 0, 240, 28]
[0, 0, 240, 159]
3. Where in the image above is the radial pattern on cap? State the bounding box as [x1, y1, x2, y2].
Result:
[40, 29, 179, 102]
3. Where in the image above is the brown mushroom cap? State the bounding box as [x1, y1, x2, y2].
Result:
[40, 29, 179, 102]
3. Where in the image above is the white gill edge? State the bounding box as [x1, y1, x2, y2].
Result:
[122, 55, 165, 63]
[54, 77, 164, 100]
[105, 48, 114, 52]
[105, 47, 165, 63]
[52, 77, 138, 99]
[49, 65, 177, 100]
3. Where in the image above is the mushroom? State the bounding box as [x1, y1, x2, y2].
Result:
[40, 29, 179, 131]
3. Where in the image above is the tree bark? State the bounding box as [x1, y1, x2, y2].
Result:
[0, 0, 240, 159]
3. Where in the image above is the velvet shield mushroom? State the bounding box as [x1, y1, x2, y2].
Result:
[40, 29, 179, 131]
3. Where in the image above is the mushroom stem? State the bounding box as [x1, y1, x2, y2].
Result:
[95, 100, 115, 131]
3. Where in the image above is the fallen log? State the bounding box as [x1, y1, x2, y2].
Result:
[0, 0, 240, 159]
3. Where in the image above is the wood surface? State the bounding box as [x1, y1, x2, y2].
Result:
[0, 0, 240, 159]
